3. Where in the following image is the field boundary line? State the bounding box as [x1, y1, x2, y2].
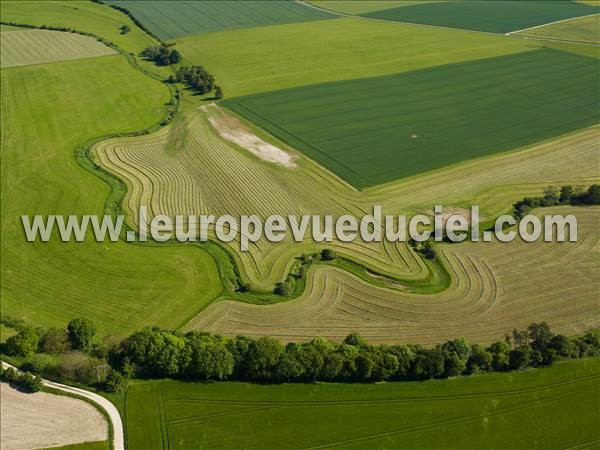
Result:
[1, 361, 124, 450]
[505, 13, 600, 35]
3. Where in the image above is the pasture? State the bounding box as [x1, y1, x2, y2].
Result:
[123, 358, 600, 450]
[224, 49, 599, 188]
[362, 1, 599, 34]
[178, 16, 536, 97]
[1, 55, 221, 335]
[1, 29, 115, 69]
[514, 14, 600, 44]
[105, 0, 335, 40]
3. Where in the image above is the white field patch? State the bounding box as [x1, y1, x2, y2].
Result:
[203, 103, 297, 168]
[0, 29, 116, 69]
[0, 382, 108, 450]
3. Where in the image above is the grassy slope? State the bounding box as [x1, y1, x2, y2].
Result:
[0, 28, 116, 69]
[1, 55, 221, 336]
[515, 14, 600, 44]
[225, 48, 599, 188]
[362, 1, 599, 34]
[123, 358, 600, 450]
[178, 16, 537, 97]
[106, 0, 335, 41]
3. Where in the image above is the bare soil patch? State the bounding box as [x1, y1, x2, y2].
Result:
[203, 103, 297, 168]
[0, 382, 107, 450]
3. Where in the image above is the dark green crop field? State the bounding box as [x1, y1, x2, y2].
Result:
[124, 358, 600, 450]
[362, 1, 599, 34]
[106, 0, 335, 40]
[225, 48, 599, 188]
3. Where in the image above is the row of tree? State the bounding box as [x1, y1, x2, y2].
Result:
[0, 366, 43, 392]
[513, 184, 600, 219]
[3, 316, 598, 387]
[113, 322, 600, 383]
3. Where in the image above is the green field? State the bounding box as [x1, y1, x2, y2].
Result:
[515, 14, 600, 44]
[45, 441, 110, 450]
[225, 48, 599, 188]
[1, 28, 116, 69]
[179, 16, 536, 97]
[124, 358, 600, 450]
[312, 1, 443, 15]
[106, 0, 335, 40]
[0, 54, 222, 335]
[362, 1, 599, 34]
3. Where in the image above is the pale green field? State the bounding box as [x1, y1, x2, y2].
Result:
[178, 16, 538, 97]
[1, 28, 116, 68]
[515, 14, 600, 44]
[310, 1, 438, 15]
[1, 55, 222, 335]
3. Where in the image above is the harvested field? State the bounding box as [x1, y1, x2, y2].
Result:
[187, 207, 600, 345]
[0, 29, 116, 69]
[105, 0, 335, 40]
[362, 1, 599, 34]
[0, 382, 108, 450]
[225, 48, 599, 188]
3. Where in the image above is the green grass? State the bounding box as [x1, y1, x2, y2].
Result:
[516, 14, 600, 44]
[105, 0, 336, 40]
[362, 0, 599, 34]
[224, 48, 599, 188]
[0, 28, 116, 68]
[0, 0, 156, 54]
[312, 1, 439, 15]
[123, 358, 600, 450]
[1, 55, 222, 336]
[178, 16, 537, 97]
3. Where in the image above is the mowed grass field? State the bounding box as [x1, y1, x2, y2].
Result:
[0, 28, 116, 69]
[362, 0, 599, 33]
[515, 14, 600, 44]
[225, 48, 599, 188]
[0, 0, 156, 54]
[1, 55, 222, 335]
[106, 0, 335, 40]
[124, 358, 600, 450]
[178, 17, 537, 97]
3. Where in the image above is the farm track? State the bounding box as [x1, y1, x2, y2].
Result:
[94, 103, 600, 344]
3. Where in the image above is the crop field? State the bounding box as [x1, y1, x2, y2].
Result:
[105, 0, 336, 40]
[311, 1, 441, 15]
[361, 1, 599, 34]
[514, 14, 600, 44]
[1, 55, 221, 335]
[123, 358, 600, 450]
[1, 28, 116, 69]
[225, 48, 599, 187]
[189, 206, 600, 345]
[178, 16, 536, 97]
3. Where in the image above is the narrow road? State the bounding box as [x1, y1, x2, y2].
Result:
[1, 361, 125, 450]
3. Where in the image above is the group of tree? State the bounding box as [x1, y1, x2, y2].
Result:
[513, 184, 600, 219]
[3, 317, 96, 358]
[0, 366, 43, 392]
[141, 44, 182, 66]
[173, 66, 221, 98]
[113, 322, 600, 384]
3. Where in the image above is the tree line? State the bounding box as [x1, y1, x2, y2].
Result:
[171, 66, 222, 98]
[2, 315, 598, 392]
[513, 184, 600, 219]
[141, 43, 182, 66]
